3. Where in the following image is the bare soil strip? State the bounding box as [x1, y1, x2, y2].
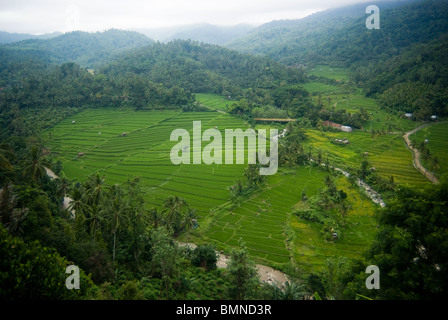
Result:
[402, 122, 447, 185]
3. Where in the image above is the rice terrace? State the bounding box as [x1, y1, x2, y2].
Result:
[2, 0, 448, 302]
[42, 98, 384, 272]
[41, 60, 442, 286]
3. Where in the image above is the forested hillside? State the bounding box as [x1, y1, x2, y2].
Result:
[100, 40, 305, 96]
[227, 0, 446, 67]
[0, 62, 195, 140]
[228, 0, 448, 120]
[0, 29, 154, 69]
[358, 35, 448, 119]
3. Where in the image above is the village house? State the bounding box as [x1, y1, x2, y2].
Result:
[322, 121, 352, 133]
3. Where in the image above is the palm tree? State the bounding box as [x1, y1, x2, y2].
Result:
[85, 173, 105, 206]
[68, 186, 86, 220]
[85, 203, 105, 243]
[148, 207, 163, 229]
[105, 184, 130, 263]
[283, 281, 308, 300]
[0, 143, 14, 172]
[23, 146, 47, 183]
[163, 195, 187, 232]
[56, 175, 72, 201]
[182, 207, 197, 233]
[0, 183, 29, 235]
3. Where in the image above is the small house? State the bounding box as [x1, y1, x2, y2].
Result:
[404, 113, 413, 119]
[341, 126, 352, 133]
[431, 115, 438, 121]
[322, 121, 342, 129]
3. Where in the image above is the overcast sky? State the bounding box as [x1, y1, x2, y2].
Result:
[0, 0, 373, 34]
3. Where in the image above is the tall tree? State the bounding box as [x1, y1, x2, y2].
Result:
[182, 207, 197, 234]
[148, 207, 162, 229]
[163, 195, 187, 233]
[227, 240, 259, 300]
[150, 227, 182, 299]
[22, 146, 47, 183]
[85, 173, 106, 206]
[105, 184, 130, 263]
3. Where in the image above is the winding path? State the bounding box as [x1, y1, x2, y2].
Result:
[402, 122, 446, 185]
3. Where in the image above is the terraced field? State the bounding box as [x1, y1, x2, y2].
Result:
[203, 167, 327, 264]
[304, 129, 430, 188]
[195, 93, 238, 112]
[201, 165, 377, 270]
[44, 108, 248, 215]
[44, 107, 381, 270]
[291, 174, 377, 272]
[307, 65, 350, 82]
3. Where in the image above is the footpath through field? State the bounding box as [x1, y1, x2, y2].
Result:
[402, 121, 448, 185]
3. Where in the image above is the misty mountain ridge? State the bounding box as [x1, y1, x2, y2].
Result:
[0, 31, 62, 44]
[0, 29, 154, 68]
[134, 23, 256, 45]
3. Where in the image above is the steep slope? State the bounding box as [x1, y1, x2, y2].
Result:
[227, 0, 447, 67]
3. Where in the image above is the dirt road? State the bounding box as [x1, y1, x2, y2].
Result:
[402, 122, 445, 185]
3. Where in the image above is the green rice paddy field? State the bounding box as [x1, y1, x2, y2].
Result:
[44, 107, 379, 271]
[304, 129, 430, 188]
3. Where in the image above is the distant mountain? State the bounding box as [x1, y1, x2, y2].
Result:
[0, 29, 154, 68]
[226, 0, 432, 66]
[136, 23, 255, 45]
[0, 31, 62, 44]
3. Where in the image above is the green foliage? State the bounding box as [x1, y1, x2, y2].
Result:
[344, 181, 448, 300]
[279, 121, 309, 166]
[0, 225, 94, 299]
[228, 164, 266, 201]
[101, 39, 305, 97]
[229, 1, 448, 68]
[226, 240, 259, 300]
[149, 227, 183, 299]
[293, 175, 350, 241]
[191, 244, 219, 271]
[0, 29, 153, 69]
